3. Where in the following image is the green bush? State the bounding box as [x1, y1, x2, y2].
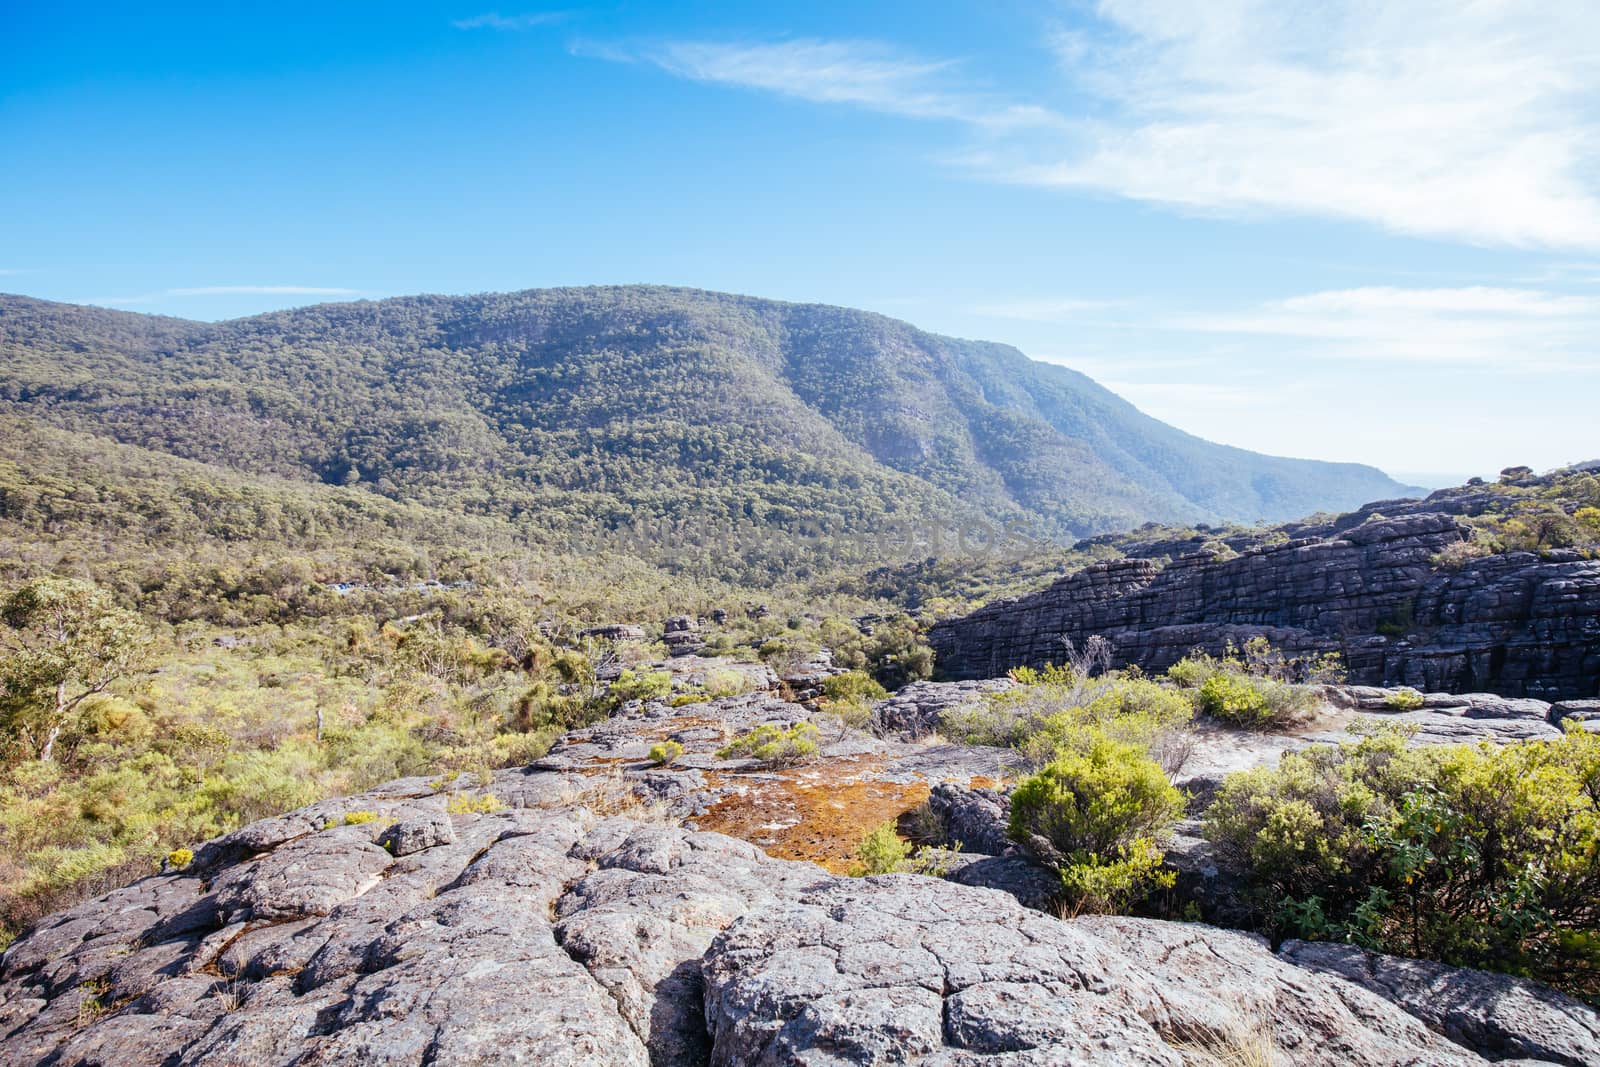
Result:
[854, 820, 911, 875]
[1205, 724, 1600, 1004]
[610, 669, 672, 704]
[716, 722, 820, 766]
[943, 665, 1194, 773]
[1384, 687, 1425, 710]
[647, 740, 683, 766]
[1173, 645, 1321, 731]
[820, 671, 888, 703]
[1008, 734, 1183, 914]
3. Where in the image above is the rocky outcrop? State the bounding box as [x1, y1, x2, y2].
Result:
[871, 678, 1016, 740]
[1279, 940, 1600, 1067]
[930, 512, 1600, 700]
[5, 765, 1599, 1065]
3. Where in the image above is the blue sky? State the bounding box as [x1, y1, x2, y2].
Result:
[4, 1, 1598, 483]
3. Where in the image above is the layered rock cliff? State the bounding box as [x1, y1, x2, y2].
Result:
[929, 508, 1600, 699]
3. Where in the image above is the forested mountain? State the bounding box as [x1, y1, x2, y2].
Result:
[0, 286, 1417, 577]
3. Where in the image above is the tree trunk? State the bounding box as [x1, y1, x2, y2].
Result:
[41, 681, 67, 761]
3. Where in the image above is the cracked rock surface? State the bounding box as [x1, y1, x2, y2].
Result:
[0, 751, 1593, 1067]
[4, 765, 1599, 1066]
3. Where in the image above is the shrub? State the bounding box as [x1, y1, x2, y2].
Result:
[1008, 734, 1183, 914]
[820, 671, 888, 703]
[669, 692, 710, 707]
[1204, 724, 1600, 1003]
[490, 725, 562, 767]
[165, 847, 194, 869]
[343, 810, 381, 825]
[609, 669, 672, 704]
[854, 820, 911, 875]
[445, 792, 503, 814]
[1430, 540, 1492, 570]
[702, 669, 754, 699]
[1174, 643, 1321, 731]
[941, 665, 1195, 772]
[716, 722, 820, 766]
[1384, 687, 1425, 711]
[647, 740, 683, 766]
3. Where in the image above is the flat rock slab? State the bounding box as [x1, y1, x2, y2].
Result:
[701, 876, 1493, 1066]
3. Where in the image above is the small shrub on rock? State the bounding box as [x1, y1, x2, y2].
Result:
[1383, 687, 1425, 711]
[941, 665, 1195, 772]
[165, 848, 194, 869]
[445, 793, 503, 815]
[609, 669, 672, 704]
[716, 722, 820, 766]
[1170, 640, 1322, 730]
[647, 740, 683, 766]
[1008, 734, 1183, 914]
[821, 671, 888, 703]
[854, 820, 911, 875]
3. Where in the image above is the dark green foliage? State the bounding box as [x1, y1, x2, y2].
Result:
[0, 287, 1413, 582]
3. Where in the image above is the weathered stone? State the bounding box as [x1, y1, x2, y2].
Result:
[871, 678, 1015, 740]
[702, 877, 1489, 1066]
[930, 509, 1600, 701]
[1279, 940, 1600, 1067]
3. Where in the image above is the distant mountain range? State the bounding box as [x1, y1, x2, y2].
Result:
[0, 286, 1419, 573]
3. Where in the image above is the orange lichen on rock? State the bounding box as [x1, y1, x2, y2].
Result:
[696, 756, 931, 875]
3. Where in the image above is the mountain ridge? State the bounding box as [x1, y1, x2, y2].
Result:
[0, 285, 1420, 572]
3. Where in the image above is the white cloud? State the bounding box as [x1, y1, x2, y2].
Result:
[452, 12, 567, 31]
[1177, 285, 1600, 367]
[1010, 0, 1600, 248]
[601, 4, 1600, 249]
[629, 39, 1064, 130]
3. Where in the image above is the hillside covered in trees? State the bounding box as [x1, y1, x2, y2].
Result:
[0, 287, 1417, 582]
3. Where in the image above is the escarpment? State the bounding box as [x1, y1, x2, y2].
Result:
[930, 509, 1600, 699]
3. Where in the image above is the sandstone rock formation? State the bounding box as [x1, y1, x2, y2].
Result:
[930, 511, 1600, 700]
[5, 769, 1596, 1066]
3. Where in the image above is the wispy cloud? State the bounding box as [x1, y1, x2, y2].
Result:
[1177, 285, 1600, 368]
[90, 285, 361, 307]
[1000, 2, 1600, 249]
[611, 38, 1063, 131]
[452, 11, 568, 31]
[595, 5, 1600, 249]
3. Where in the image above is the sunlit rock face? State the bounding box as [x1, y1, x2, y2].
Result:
[931, 511, 1600, 701]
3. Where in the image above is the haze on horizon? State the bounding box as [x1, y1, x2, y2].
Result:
[4, 1, 1598, 481]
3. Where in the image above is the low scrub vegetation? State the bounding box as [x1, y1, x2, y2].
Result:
[942, 663, 1196, 774]
[716, 722, 821, 766]
[1167, 638, 1337, 730]
[1206, 723, 1600, 1004]
[647, 740, 683, 766]
[1009, 734, 1184, 915]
